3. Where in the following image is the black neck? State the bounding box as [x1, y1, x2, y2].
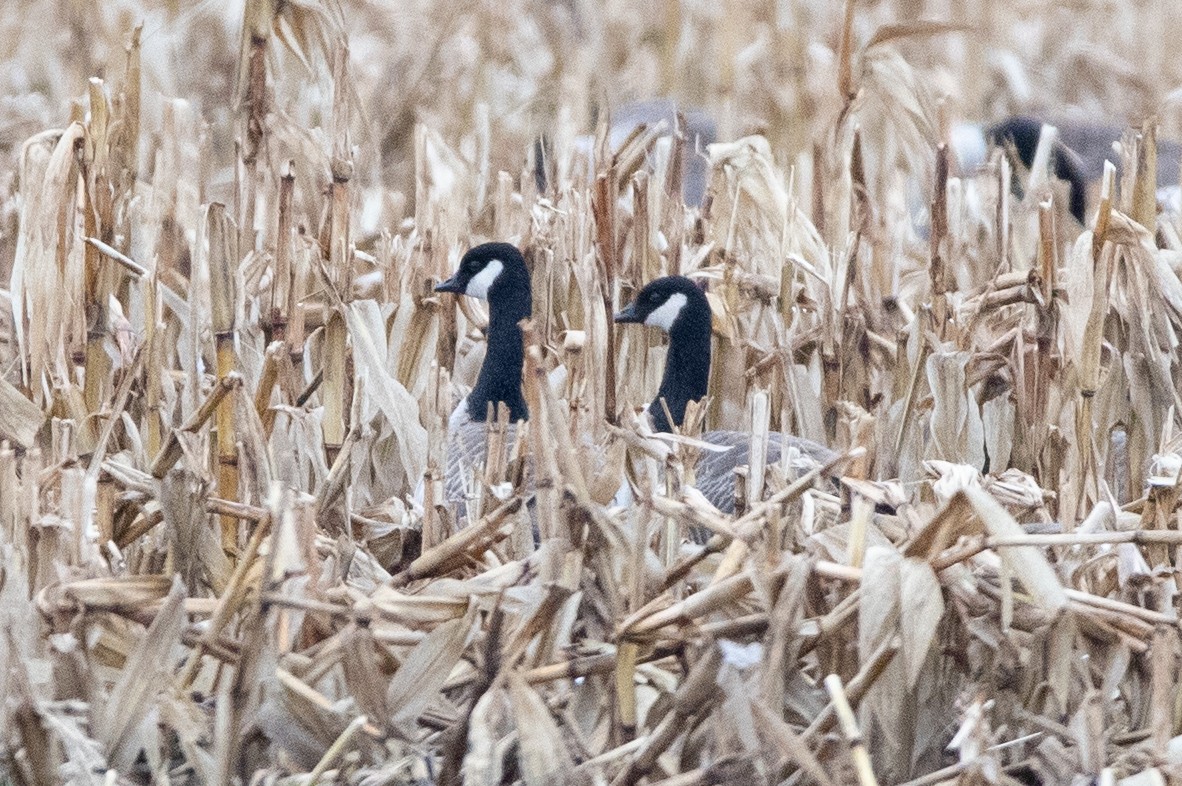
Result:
[466, 281, 531, 423]
[648, 315, 711, 433]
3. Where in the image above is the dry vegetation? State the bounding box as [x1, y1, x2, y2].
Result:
[5, 0, 1182, 784]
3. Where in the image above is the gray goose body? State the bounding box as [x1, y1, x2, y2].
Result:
[615, 276, 835, 516]
[444, 421, 528, 519]
[691, 431, 836, 515]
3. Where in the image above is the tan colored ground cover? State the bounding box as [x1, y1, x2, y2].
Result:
[2, 1, 1182, 783]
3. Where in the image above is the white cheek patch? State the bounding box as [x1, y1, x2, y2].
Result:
[643, 292, 688, 332]
[950, 121, 987, 170]
[465, 259, 504, 300]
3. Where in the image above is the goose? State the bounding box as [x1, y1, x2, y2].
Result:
[537, 99, 717, 207]
[986, 116, 1089, 224]
[987, 115, 1181, 188]
[435, 242, 626, 525]
[434, 242, 531, 520]
[614, 275, 836, 515]
[952, 115, 1182, 225]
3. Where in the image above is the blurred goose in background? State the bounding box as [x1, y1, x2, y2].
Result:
[952, 115, 1182, 224]
[537, 98, 717, 207]
[985, 115, 1089, 224]
[614, 276, 836, 515]
[434, 242, 532, 519]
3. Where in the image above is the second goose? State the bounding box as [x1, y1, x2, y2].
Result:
[614, 275, 835, 514]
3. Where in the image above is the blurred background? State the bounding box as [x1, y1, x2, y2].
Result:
[3, 0, 1182, 288]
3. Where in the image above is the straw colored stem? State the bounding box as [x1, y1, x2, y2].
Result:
[236, 1, 268, 257]
[614, 641, 639, 742]
[802, 635, 900, 742]
[207, 203, 240, 557]
[81, 80, 113, 433]
[322, 312, 348, 462]
[83, 237, 146, 278]
[306, 714, 369, 786]
[620, 572, 753, 638]
[144, 276, 162, 457]
[389, 498, 522, 586]
[150, 373, 243, 479]
[837, 0, 856, 102]
[929, 143, 950, 337]
[206, 497, 268, 522]
[593, 171, 618, 424]
[215, 335, 239, 555]
[271, 162, 295, 344]
[253, 341, 284, 436]
[1132, 121, 1157, 231]
[177, 514, 272, 689]
[823, 674, 879, 786]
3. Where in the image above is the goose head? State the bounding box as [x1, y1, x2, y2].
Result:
[436, 242, 531, 313]
[615, 276, 712, 432]
[613, 275, 710, 335]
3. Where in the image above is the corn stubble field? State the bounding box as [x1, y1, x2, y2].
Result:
[5, 0, 1182, 784]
